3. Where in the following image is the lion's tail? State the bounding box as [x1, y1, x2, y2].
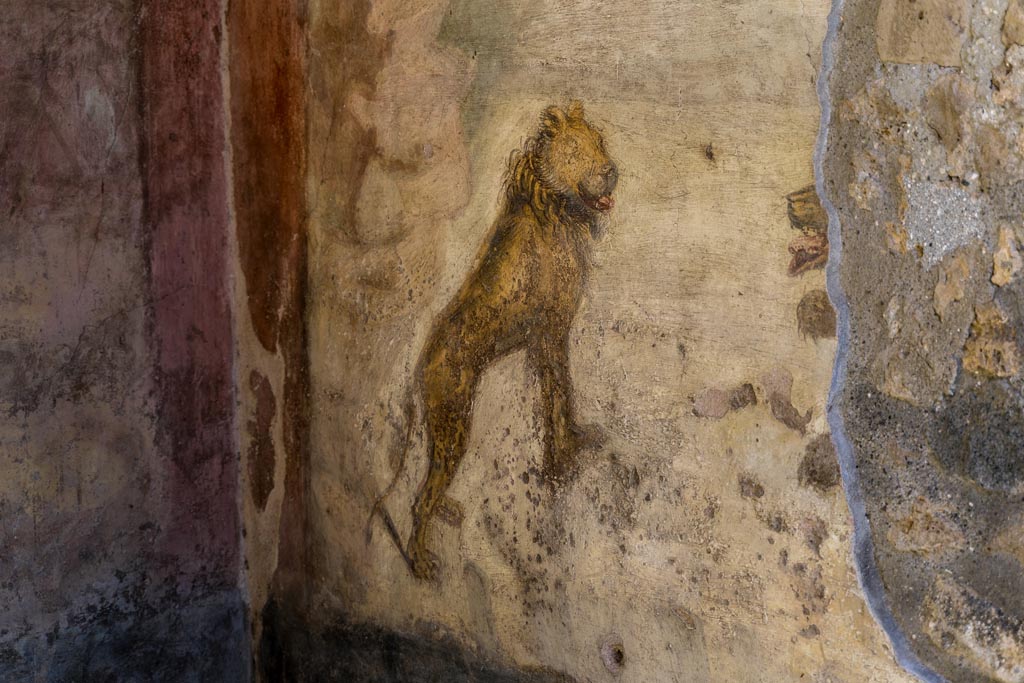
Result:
[364, 384, 418, 560]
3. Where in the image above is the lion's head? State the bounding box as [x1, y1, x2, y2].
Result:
[507, 101, 619, 228]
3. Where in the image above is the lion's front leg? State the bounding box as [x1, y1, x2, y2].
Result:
[533, 335, 596, 484]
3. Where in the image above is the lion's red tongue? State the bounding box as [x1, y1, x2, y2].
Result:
[596, 195, 615, 211]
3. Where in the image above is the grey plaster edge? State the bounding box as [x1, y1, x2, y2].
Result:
[813, 2, 946, 681]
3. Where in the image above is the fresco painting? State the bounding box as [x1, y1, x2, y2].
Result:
[6, 0, 1024, 680]
[368, 102, 618, 579]
[297, 0, 913, 680]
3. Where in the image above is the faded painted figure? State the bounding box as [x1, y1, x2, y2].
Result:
[371, 101, 619, 580]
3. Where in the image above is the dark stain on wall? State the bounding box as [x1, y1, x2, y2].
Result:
[248, 370, 278, 511]
[258, 599, 576, 683]
[42, 584, 246, 683]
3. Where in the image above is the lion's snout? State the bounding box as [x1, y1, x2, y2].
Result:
[580, 161, 619, 213]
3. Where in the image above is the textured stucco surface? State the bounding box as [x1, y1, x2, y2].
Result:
[0, 3, 158, 675]
[824, 0, 1024, 680]
[0, 1, 244, 679]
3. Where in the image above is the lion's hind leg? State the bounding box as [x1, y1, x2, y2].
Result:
[407, 353, 476, 580]
[408, 439, 469, 579]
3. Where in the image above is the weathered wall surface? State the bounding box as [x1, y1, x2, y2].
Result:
[295, 1, 918, 681]
[9, 1, 1024, 681]
[824, 0, 1024, 681]
[223, 5, 327, 678]
[0, 1, 244, 680]
[226, 0, 308, 658]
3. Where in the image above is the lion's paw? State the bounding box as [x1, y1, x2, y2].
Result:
[407, 542, 441, 581]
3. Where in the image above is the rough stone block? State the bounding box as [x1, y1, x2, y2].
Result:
[924, 74, 972, 152]
[924, 577, 1024, 682]
[876, 0, 969, 66]
[1005, 0, 1024, 47]
[993, 226, 1023, 287]
[963, 302, 1019, 379]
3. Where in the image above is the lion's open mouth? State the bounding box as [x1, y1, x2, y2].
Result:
[585, 194, 615, 212]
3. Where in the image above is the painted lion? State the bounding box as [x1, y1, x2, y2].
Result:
[371, 100, 619, 580]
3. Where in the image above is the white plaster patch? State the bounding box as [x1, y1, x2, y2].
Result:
[902, 179, 988, 267]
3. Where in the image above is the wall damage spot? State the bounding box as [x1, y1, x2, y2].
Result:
[786, 185, 830, 276]
[691, 383, 757, 419]
[599, 634, 626, 675]
[797, 289, 837, 340]
[992, 226, 1023, 287]
[798, 435, 840, 493]
[247, 370, 277, 512]
[761, 367, 813, 434]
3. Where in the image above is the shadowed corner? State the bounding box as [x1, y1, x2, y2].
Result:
[257, 597, 576, 683]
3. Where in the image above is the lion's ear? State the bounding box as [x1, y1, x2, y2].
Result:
[541, 105, 567, 135]
[567, 100, 585, 119]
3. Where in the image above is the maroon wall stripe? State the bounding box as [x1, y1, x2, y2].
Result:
[226, 0, 309, 602]
[140, 0, 239, 585]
